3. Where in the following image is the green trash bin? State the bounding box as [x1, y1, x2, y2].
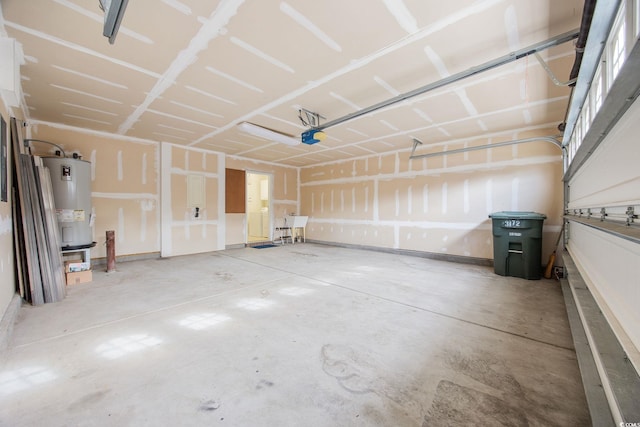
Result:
[489, 211, 546, 280]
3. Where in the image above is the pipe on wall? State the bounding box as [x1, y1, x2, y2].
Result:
[568, 0, 598, 83]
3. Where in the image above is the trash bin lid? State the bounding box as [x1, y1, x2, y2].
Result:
[488, 211, 547, 220]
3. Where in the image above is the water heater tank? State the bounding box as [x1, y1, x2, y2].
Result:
[43, 157, 93, 249]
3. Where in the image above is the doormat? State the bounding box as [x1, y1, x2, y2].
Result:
[252, 244, 277, 249]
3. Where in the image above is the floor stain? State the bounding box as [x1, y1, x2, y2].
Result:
[445, 348, 524, 399]
[256, 379, 274, 390]
[320, 344, 375, 395]
[66, 389, 110, 412]
[291, 251, 318, 257]
[423, 380, 528, 427]
[215, 272, 233, 281]
[199, 399, 220, 412]
[437, 347, 587, 426]
[320, 344, 432, 425]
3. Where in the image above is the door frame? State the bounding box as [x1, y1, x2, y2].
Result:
[245, 170, 273, 243]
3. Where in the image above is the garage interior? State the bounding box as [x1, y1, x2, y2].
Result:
[0, 1, 638, 425]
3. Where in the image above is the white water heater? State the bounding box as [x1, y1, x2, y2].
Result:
[43, 156, 93, 249]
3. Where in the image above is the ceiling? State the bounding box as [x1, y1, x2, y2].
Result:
[1, 0, 583, 167]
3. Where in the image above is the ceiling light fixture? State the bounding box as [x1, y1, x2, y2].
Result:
[237, 122, 300, 146]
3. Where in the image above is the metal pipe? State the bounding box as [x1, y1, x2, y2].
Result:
[409, 136, 561, 160]
[569, 0, 598, 82]
[315, 29, 579, 132]
[24, 139, 67, 158]
[562, 0, 622, 146]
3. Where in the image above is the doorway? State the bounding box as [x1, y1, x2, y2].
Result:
[246, 172, 272, 244]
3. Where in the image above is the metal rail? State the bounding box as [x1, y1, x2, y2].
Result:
[409, 135, 561, 160]
[315, 29, 580, 132]
[534, 53, 577, 86]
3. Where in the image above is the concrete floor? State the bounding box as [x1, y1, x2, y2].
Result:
[0, 244, 590, 426]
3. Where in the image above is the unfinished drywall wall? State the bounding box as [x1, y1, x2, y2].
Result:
[225, 156, 298, 246]
[300, 128, 563, 261]
[160, 142, 224, 257]
[0, 101, 16, 318]
[29, 123, 160, 260]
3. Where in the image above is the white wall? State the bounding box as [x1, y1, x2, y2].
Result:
[301, 129, 564, 260]
[160, 142, 225, 257]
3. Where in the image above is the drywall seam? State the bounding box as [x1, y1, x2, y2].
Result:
[117, 150, 123, 181]
[394, 189, 399, 216]
[52, 85, 121, 105]
[142, 153, 148, 185]
[171, 220, 219, 226]
[217, 153, 225, 250]
[160, 143, 172, 256]
[352, 187, 356, 213]
[370, 179, 380, 222]
[230, 36, 294, 73]
[274, 199, 297, 206]
[52, 65, 129, 89]
[169, 168, 218, 179]
[167, 141, 225, 156]
[189, 0, 504, 146]
[92, 192, 157, 200]
[300, 155, 561, 186]
[296, 168, 301, 214]
[225, 154, 299, 170]
[90, 150, 97, 180]
[118, 0, 245, 134]
[364, 187, 369, 213]
[280, 2, 342, 52]
[30, 120, 158, 146]
[3, 21, 161, 78]
[206, 66, 263, 93]
[146, 109, 219, 129]
[155, 146, 161, 251]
